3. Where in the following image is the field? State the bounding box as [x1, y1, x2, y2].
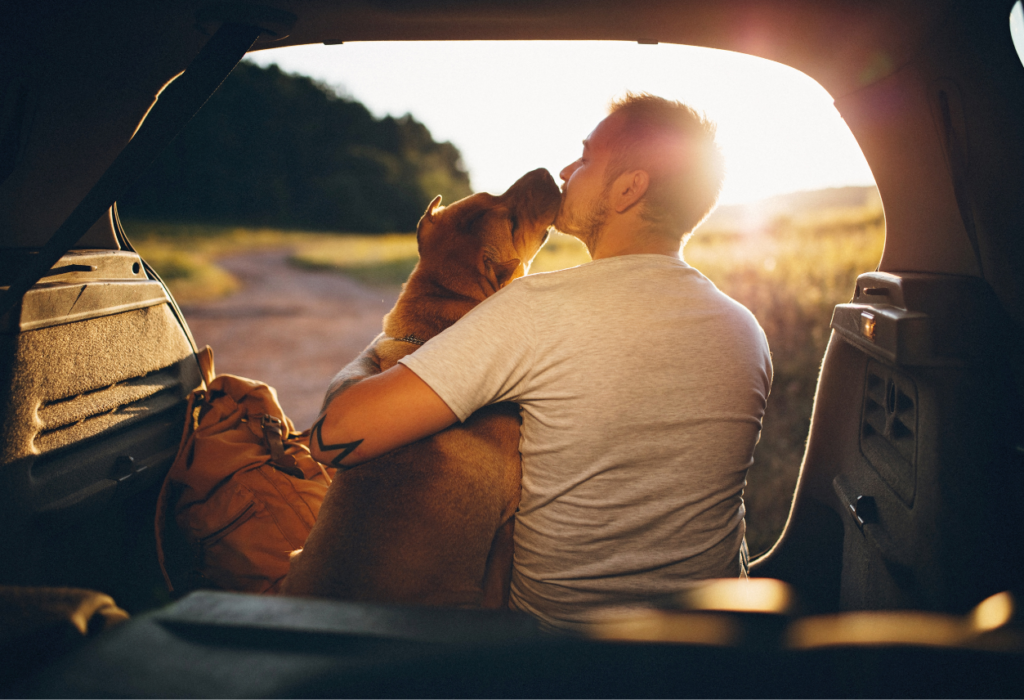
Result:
[687, 205, 884, 553]
[130, 222, 324, 303]
[128, 200, 885, 556]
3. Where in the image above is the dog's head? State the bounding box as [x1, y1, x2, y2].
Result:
[412, 168, 561, 300]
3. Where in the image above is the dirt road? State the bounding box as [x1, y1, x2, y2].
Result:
[180, 250, 401, 429]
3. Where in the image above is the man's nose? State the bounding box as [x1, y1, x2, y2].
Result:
[559, 160, 580, 183]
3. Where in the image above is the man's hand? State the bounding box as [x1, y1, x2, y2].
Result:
[309, 364, 458, 468]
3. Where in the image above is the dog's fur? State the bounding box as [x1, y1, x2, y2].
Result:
[283, 168, 561, 607]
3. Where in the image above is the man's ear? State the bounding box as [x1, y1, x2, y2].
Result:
[611, 170, 650, 213]
[484, 257, 522, 292]
[416, 195, 444, 244]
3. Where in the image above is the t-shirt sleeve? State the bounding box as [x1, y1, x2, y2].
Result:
[398, 281, 537, 422]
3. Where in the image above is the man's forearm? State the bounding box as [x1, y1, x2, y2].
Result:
[310, 364, 458, 468]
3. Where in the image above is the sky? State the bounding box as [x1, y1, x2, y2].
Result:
[248, 21, 1022, 205]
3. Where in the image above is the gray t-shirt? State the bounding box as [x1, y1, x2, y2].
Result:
[399, 254, 772, 629]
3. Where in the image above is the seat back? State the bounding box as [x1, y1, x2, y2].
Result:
[756, 272, 1024, 613]
[0, 249, 201, 611]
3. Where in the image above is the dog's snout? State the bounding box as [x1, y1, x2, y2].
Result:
[528, 169, 562, 203]
[502, 169, 561, 231]
[526, 167, 554, 182]
[527, 168, 558, 194]
[507, 168, 557, 196]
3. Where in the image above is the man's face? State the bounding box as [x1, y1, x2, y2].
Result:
[553, 114, 620, 250]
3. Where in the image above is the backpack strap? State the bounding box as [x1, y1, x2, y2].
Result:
[196, 345, 216, 389]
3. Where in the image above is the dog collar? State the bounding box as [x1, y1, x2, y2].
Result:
[394, 334, 426, 346]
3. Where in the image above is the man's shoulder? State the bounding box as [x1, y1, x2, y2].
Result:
[503, 264, 595, 294]
[698, 282, 767, 342]
[514, 254, 688, 289]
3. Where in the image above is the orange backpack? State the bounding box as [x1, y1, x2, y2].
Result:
[155, 347, 333, 594]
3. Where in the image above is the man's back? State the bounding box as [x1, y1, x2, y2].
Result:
[400, 254, 772, 629]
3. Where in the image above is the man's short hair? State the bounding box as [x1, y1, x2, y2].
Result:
[605, 92, 725, 242]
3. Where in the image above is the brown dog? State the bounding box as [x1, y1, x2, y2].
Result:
[283, 168, 561, 607]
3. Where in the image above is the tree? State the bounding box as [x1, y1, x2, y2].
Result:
[119, 62, 473, 232]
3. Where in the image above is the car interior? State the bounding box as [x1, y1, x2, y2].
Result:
[2, 0, 1024, 695]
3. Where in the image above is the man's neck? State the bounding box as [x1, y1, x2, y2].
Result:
[589, 219, 681, 260]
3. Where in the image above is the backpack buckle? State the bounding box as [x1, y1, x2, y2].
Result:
[261, 414, 303, 478]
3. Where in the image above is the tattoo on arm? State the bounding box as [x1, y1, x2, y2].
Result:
[311, 414, 364, 469]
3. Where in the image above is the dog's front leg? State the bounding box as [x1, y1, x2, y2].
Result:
[319, 334, 385, 414]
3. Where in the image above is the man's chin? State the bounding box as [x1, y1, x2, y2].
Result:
[553, 204, 605, 252]
[552, 211, 579, 239]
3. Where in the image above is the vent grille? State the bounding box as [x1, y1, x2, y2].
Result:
[34, 366, 185, 454]
[860, 360, 918, 506]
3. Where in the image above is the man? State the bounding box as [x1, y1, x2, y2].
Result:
[311, 93, 772, 631]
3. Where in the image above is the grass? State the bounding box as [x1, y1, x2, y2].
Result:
[288, 234, 420, 286]
[285, 230, 592, 283]
[127, 205, 885, 555]
[136, 245, 241, 304]
[128, 220, 336, 302]
[686, 206, 885, 553]
[128, 222, 423, 291]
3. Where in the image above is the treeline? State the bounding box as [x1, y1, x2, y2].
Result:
[119, 62, 472, 233]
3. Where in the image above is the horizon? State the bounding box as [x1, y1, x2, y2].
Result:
[248, 41, 877, 207]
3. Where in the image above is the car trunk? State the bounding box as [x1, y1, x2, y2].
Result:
[2, 0, 1024, 694]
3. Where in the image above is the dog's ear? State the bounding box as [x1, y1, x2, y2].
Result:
[423, 195, 443, 225]
[484, 257, 522, 292]
[416, 195, 444, 245]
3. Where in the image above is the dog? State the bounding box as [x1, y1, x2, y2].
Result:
[283, 168, 561, 607]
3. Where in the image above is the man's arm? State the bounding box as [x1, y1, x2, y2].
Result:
[310, 364, 458, 469]
[319, 342, 381, 414]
